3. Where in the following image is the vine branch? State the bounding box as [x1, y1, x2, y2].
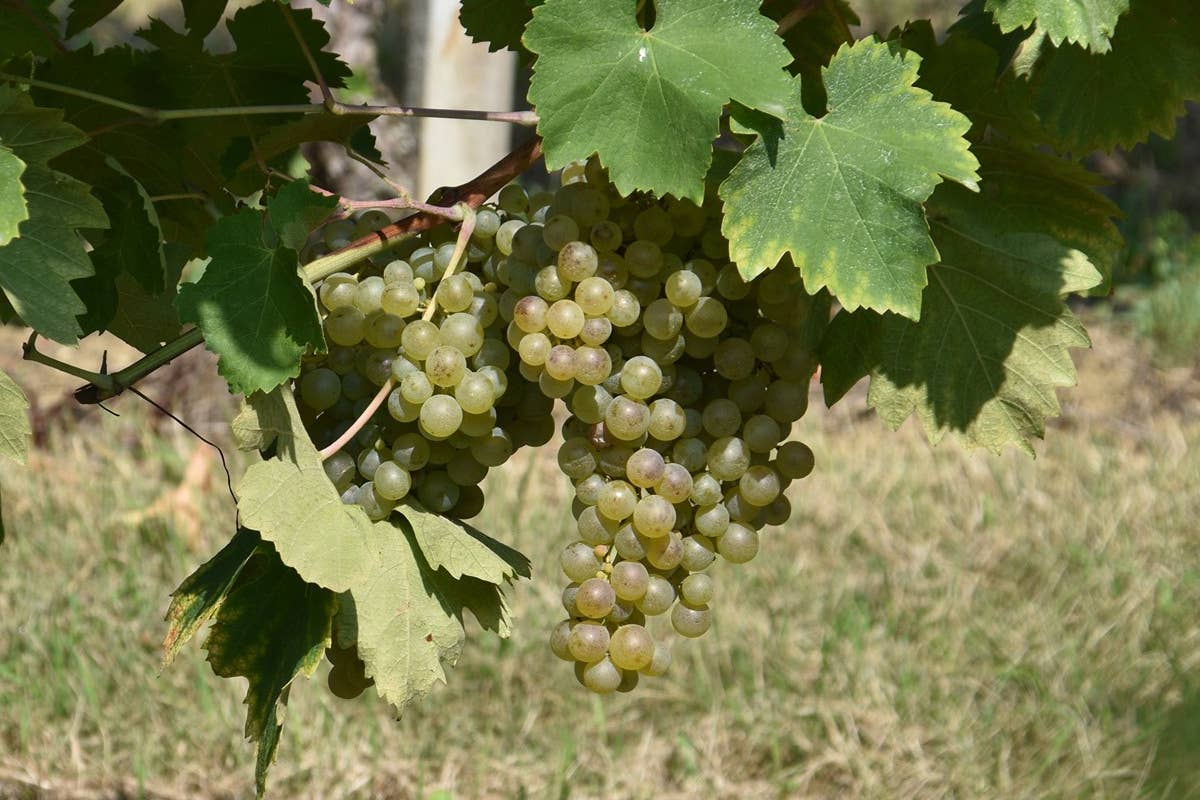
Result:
[35, 137, 544, 404]
[0, 73, 539, 126]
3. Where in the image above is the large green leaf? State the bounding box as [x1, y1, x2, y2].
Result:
[720, 40, 979, 319]
[0, 0, 59, 57]
[399, 501, 531, 584]
[104, 243, 186, 353]
[65, 0, 126, 38]
[460, 0, 541, 57]
[234, 388, 375, 593]
[175, 206, 325, 396]
[525, 0, 793, 202]
[0, 89, 107, 343]
[162, 528, 260, 667]
[203, 547, 335, 799]
[985, 0, 1129, 52]
[0, 144, 26, 246]
[821, 146, 1114, 454]
[351, 522, 515, 711]
[0, 368, 30, 465]
[1027, 0, 1200, 152]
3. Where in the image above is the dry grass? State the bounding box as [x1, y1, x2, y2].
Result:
[1, 321, 1199, 800]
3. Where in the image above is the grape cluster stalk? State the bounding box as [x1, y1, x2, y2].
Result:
[295, 157, 818, 697]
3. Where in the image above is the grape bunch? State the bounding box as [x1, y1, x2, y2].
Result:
[295, 156, 819, 698]
[489, 161, 820, 693]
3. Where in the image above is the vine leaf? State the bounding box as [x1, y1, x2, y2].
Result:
[105, 243, 186, 353]
[720, 39, 979, 320]
[234, 388, 375, 593]
[1026, 0, 1200, 152]
[0, 88, 108, 343]
[762, 0, 858, 112]
[203, 546, 335, 800]
[268, 179, 339, 251]
[175, 190, 326, 396]
[525, 0, 794, 202]
[0, 0, 59, 57]
[399, 501, 531, 584]
[162, 528, 260, 668]
[984, 0, 1129, 53]
[0, 368, 31, 465]
[351, 521, 516, 712]
[460, 0, 542, 58]
[821, 146, 1115, 454]
[0, 145, 27, 246]
[65, 0, 126, 38]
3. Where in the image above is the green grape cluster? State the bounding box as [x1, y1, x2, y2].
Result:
[487, 161, 819, 694]
[295, 157, 818, 698]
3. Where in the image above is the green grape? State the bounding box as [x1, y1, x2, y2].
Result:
[604, 395, 650, 441]
[666, 196, 706, 237]
[582, 657, 622, 693]
[455, 372, 495, 414]
[717, 522, 759, 563]
[690, 473, 723, 506]
[512, 224, 545, 262]
[640, 643, 672, 677]
[400, 320, 440, 361]
[353, 276, 386, 314]
[609, 624, 654, 671]
[694, 503, 730, 537]
[632, 494, 675, 538]
[739, 465, 781, 506]
[763, 494, 791, 526]
[299, 368, 341, 411]
[743, 414, 782, 452]
[320, 280, 356, 311]
[606, 289, 641, 327]
[495, 219, 524, 255]
[558, 437, 598, 481]
[590, 220, 624, 252]
[323, 451, 356, 491]
[700, 398, 740, 438]
[356, 481, 394, 522]
[576, 577, 616, 619]
[446, 450, 488, 486]
[614, 524, 648, 561]
[562, 583, 581, 615]
[326, 306, 367, 346]
[749, 322, 788, 362]
[498, 184, 529, 215]
[647, 398, 687, 441]
[341, 372, 371, 402]
[354, 209, 391, 234]
[579, 316, 613, 347]
[474, 207, 501, 239]
[558, 241, 599, 281]
[665, 270, 703, 308]
[327, 346, 358, 375]
[535, 265, 571, 302]
[419, 394, 463, 438]
[636, 575, 675, 615]
[644, 530, 683, 570]
[774, 441, 814, 480]
[765, 379, 809, 423]
[570, 384, 613, 424]
[714, 338, 756, 380]
[435, 274, 474, 312]
[550, 619, 574, 661]
[391, 433, 430, 470]
[546, 299, 585, 339]
[461, 408, 498, 438]
[538, 370, 575, 399]
[518, 331, 551, 366]
[574, 277, 615, 316]
[323, 219, 355, 249]
[772, 345, 815, 381]
[597, 444, 633, 479]
[417, 470, 460, 513]
[355, 447, 383, 481]
[440, 313, 485, 356]
[643, 299, 683, 340]
[640, 332, 685, 365]
[561, 541, 601, 582]
[619, 355, 662, 400]
[400, 372, 433, 404]
[671, 603, 712, 638]
[625, 447, 666, 489]
[610, 561, 650, 601]
[383, 260, 413, 284]
[633, 205, 673, 245]
[545, 344, 577, 381]
[373, 461, 412, 501]
[432, 242, 459, 276]
[672, 437, 707, 472]
[469, 427, 514, 467]
[684, 296, 728, 337]
[707, 436, 750, 481]
[364, 313, 405, 349]
[595, 253, 629, 289]
[514, 295, 549, 333]
[387, 390, 421, 422]
[597, 480, 637, 522]
[625, 240, 662, 278]
[680, 534, 717, 572]
[472, 338, 511, 370]
[543, 214, 580, 251]
[424, 346, 467, 388]
[577, 505, 618, 544]
[573, 346, 612, 386]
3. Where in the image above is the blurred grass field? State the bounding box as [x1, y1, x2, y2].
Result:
[1, 319, 1198, 800]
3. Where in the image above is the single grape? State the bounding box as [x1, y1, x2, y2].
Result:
[424, 346, 467, 388]
[655, 463, 693, 504]
[739, 464, 781, 506]
[632, 494, 675, 538]
[440, 313, 485, 356]
[717, 522, 759, 563]
[604, 395, 651, 441]
[610, 561, 650, 601]
[561, 541, 601, 582]
[401, 320, 440, 361]
[299, 368, 341, 411]
[680, 534, 717, 572]
[373, 461, 412, 501]
[597, 480, 638, 522]
[643, 299, 683, 340]
[609, 624, 655, 671]
[576, 577, 617, 619]
[625, 448, 666, 489]
[636, 575, 675, 616]
[419, 394, 463, 438]
[619, 355, 663, 400]
[567, 622, 609, 662]
[671, 603, 712, 638]
[644, 531, 683, 570]
[640, 643, 672, 677]
[694, 503, 731, 538]
[775, 440, 815, 480]
[550, 619, 574, 661]
[582, 657, 623, 693]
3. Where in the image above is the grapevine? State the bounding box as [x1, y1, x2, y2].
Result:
[0, 0, 1195, 795]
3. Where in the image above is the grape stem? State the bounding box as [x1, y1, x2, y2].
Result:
[318, 203, 475, 462]
[31, 138, 544, 404]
